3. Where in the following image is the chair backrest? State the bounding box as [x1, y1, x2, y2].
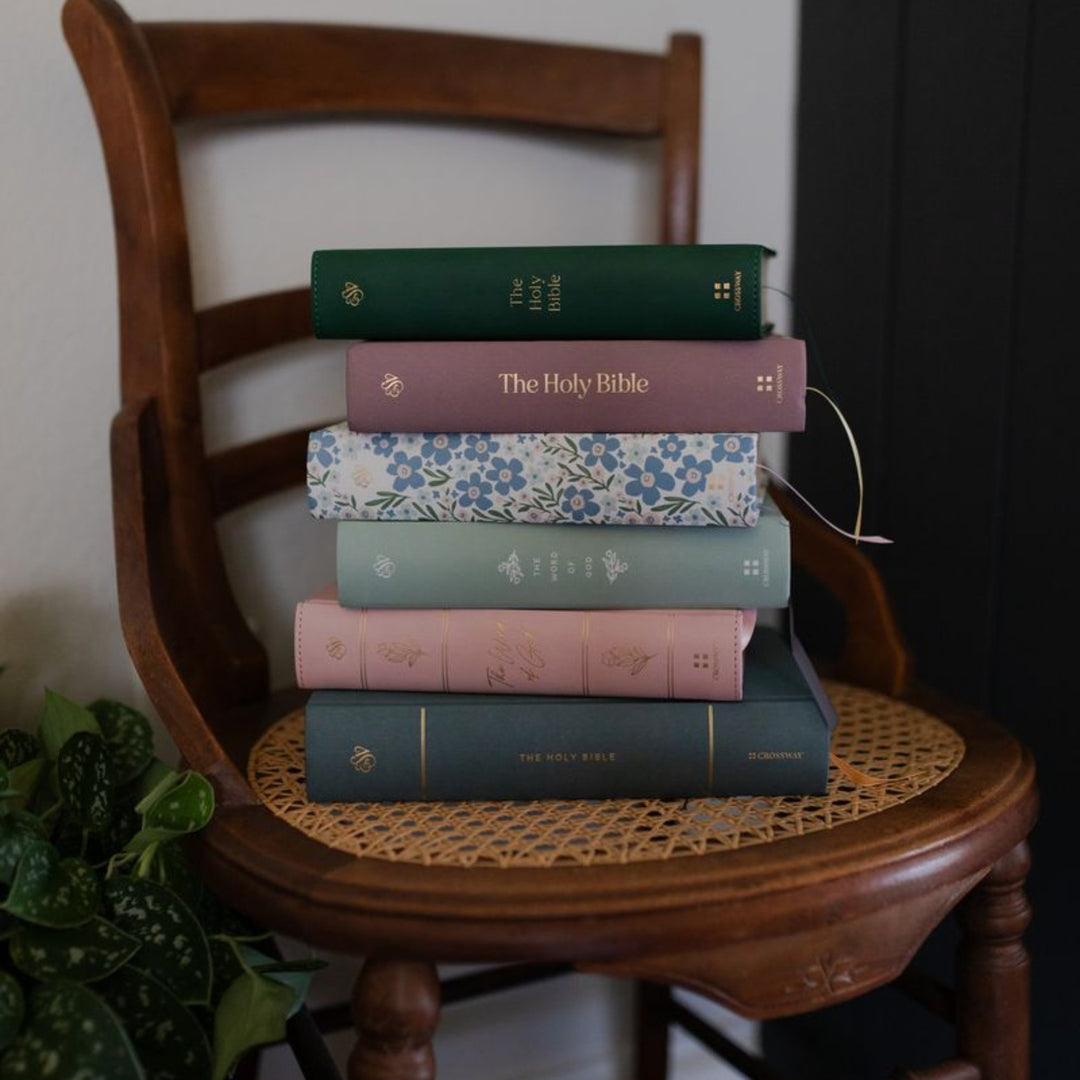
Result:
[62, 0, 704, 770]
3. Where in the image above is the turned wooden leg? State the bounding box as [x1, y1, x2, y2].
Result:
[633, 981, 671, 1080]
[347, 957, 441, 1080]
[955, 841, 1032, 1080]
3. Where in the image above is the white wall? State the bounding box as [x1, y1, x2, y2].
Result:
[0, 1, 797, 1077]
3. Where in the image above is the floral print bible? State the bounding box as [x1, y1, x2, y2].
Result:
[307, 422, 759, 527]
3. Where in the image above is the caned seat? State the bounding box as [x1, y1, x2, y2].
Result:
[63, 1, 1037, 1076]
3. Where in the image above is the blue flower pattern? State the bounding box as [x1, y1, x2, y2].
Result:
[658, 434, 687, 461]
[370, 434, 398, 458]
[486, 456, 527, 495]
[421, 432, 461, 464]
[455, 472, 493, 510]
[712, 434, 755, 463]
[624, 455, 676, 506]
[675, 454, 713, 496]
[308, 423, 759, 526]
[561, 485, 601, 521]
[579, 434, 620, 471]
[389, 451, 425, 492]
[308, 430, 339, 469]
[463, 434, 499, 462]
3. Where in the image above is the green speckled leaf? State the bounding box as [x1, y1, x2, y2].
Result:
[1, 758, 46, 813]
[103, 879, 212, 1007]
[57, 731, 113, 834]
[0, 729, 41, 770]
[0, 814, 48, 885]
[0, 980, 143, 1080]
[0, 972, 23, 1053]
[88, 700, 155, 786]
[142, 772, 214, 834]
[38, 690, 101, 761]
[2, 841, 99, 928]
[10, 916, 140, 984]
[126, 772, 214, 855]
[99, 966, 211, 1080]
[211, 970, 293, 1080]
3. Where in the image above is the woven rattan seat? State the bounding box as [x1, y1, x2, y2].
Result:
[248, 684, 966, 870]
[65, 1, 1038, 1076]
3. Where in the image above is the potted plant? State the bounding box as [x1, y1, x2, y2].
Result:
[0, 689, 321, 1079]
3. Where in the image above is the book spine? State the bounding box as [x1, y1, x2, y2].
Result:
[308, 425, 760, 527]
[335, 508, 790, 609]
[311, 244, 769, 340]
[295, 601, 754, 701]
[304, 691, 829, 801]
[346, 337, 805, 433]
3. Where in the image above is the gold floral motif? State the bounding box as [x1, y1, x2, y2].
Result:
[350, 745, 376, 773]
[341, 281, 364, 306]
[377, 639, 427, 667]
[325, 637, 347, 661]
[601, 644, 656, 676]
[381, 372, 404, 398]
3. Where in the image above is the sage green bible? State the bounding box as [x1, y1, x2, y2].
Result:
[311, 244, 773, 340]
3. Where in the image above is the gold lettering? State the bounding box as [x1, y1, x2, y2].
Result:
[596, 372, 649, 394]
[509, 276, 524, 307]
[547, 273, 561, 312]
[498, 372, 539, 394]
[518, 749, 617, 763]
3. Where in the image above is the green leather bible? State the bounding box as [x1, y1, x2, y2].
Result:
[303, 626, 835, 802]
[311, 244, 773, 340]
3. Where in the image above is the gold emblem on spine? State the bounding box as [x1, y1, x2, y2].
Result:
[600, 644, 656, 676]
[342, 281, 365, 306]
[380, 372, 405, 398]
[714, 280, 731, 301]
[325, 637, 347, 661]
[376, 639, 426, 667]
[351, 745, 376, 773]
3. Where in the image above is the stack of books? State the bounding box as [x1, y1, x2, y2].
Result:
[296, 244, 837, 802]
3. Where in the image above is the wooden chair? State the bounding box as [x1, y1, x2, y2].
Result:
[63, 1, 1037, 1077]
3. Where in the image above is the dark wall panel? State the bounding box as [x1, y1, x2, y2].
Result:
[885, 0, 1030, 705]
[788, 0, 1078, 1074]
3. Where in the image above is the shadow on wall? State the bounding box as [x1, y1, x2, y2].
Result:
[0, 589, 145, 733]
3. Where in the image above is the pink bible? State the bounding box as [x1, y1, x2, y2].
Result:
[295, 593, 755, 701]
